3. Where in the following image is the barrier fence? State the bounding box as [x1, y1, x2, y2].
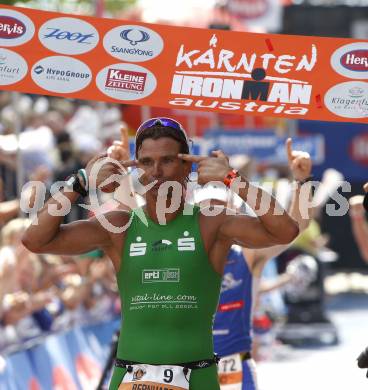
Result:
[0, 318, 120, 390]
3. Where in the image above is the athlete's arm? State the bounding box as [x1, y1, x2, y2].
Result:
[22, 153, 135, 255]
[179, 151, 299, 248]
[245, 138, 313, 271]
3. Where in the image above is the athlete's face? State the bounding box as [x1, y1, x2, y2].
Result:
[137, 137, 191, 197]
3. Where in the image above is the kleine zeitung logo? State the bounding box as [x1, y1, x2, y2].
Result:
[0, 8, 35, 46]
[31, 56, 92, 94]
[38, 17, 99, 55]
[0, 48, 28, 85]
[96, 63, 157, 101]
[103, 24, 164, 62]
[331, 42, 368, 80]
[324, 81, 368, 119]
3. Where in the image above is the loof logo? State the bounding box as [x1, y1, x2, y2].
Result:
[151, 239, 173, 252]
[31, 56, 92, 94]
[38, 17, 99, 55]
[177, 231, 195, 251]
[103, 24, 164, 62]
[324, 81, 368, 119]
[331, 42, 368, 80]
[129, 236, 147, 256]
[0, 48, 28, 85]
[96, 63, 157, 101]
[0, 8, 35, 47]
[142, 268, 180, 283]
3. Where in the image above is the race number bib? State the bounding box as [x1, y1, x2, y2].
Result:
[217, 353, 243, 390]
[119, 364, 191, 390]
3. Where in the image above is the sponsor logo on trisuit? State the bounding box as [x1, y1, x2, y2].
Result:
[151, 239, 173, 252]
[142, 268, 180, 283]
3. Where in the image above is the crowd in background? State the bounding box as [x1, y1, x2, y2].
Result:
[0, 90, 366, 364]
[0, 92, 124, 354]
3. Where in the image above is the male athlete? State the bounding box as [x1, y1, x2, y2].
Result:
[22, 117, 299, 390]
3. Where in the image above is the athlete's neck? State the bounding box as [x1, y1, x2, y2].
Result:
[144, 197, 186, 224]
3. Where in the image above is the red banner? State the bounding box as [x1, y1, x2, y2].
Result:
[0, 5, 367, 123]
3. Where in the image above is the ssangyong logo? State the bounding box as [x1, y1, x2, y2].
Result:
[331, 42, 368, 80]
[96, 63, 157, 101]
[31, 56, 92, 94]
[324, 81, 368, 119]
[0, 9, 35, 46]
[103, 24, 164, 62]
[38, 17, 99, 55]
[120, 28, 150, 46]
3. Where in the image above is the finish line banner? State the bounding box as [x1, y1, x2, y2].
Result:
[0, 5, 367, 123]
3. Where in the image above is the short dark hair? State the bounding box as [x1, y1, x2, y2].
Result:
[135, 125, 190, 158]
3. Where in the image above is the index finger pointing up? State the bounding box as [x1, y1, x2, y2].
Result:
[178, 153, 207, 163]
[286, 137, 293, 164]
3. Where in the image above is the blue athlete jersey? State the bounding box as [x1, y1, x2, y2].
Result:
[213, 245, 253, 357]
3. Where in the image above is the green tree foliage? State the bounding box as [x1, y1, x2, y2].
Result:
[1, 0, 137, 15]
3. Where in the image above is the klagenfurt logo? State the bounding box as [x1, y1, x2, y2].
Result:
[324, 81, 368, 119]
[0, 8, 35, 46]
[0, 48, 27, 85]
[31, 56, 92, 94]
[169, 34, 317, 116]
[96, 63, 157, 101]
[331, 42, 368, 80]
[38, 17, 99, 55]
[103, 24, 164, 62]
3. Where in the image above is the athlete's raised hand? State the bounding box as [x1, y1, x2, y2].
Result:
[178, 150, 231, 185]
[85, 153, 137, 193]
[107, 125, 130, 162]
[286, 138, 312, 182]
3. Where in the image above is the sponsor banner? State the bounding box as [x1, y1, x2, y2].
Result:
[0, 5, 366, 123]
[202, 130, 325, 164]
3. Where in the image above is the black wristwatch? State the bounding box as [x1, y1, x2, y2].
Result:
[64, 174, 88, 197]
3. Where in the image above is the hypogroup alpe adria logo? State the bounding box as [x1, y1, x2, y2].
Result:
[38, 17, 99, 55]
[31, 56, 92, 94]
[103, 24, 164, 62]
[0, 8, 35, 46]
